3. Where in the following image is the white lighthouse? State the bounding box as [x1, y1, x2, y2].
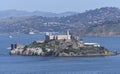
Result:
[67, 30, 71, 40]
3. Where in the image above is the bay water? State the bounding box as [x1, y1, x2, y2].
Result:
[0, 34, 120, 74]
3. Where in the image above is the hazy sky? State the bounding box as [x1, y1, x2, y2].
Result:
[0, 0, 120, 13]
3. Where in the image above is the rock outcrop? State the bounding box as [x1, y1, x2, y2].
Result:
[10, 39, 114, 57]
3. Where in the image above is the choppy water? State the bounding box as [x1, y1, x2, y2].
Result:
[0, 34, 120, 74]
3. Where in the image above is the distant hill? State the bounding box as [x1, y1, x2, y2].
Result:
[62, 7, 120, 36]
[0, 9, 78, 18]
[1, 7, 120, 36]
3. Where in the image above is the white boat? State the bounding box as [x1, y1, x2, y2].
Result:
[9, 35, 13, 38]
[29, 31, 35, 34]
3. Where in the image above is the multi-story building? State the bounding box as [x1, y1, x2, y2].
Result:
[45, 30, 71, 41]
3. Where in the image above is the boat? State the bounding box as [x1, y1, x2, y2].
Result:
[29, 31, 35, 34]
[9, 35, 13, 38]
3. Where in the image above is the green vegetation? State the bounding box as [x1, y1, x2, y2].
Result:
[1, 7, 120, 36]
[61, 46, 108, 54]
[21, 39, 109, 56]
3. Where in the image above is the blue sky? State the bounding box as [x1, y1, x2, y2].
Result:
[0, 0, 120, 13]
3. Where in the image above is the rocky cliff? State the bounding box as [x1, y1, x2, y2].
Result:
[10, 38, 114, 57]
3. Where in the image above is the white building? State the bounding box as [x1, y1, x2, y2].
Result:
[84, 43, 101, 47]
[45, 30, 71, 41]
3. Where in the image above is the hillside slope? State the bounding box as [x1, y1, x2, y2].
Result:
[0, 10, 77, 18]
[0, 7, 120, 36]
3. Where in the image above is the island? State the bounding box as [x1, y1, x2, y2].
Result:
[10, 30, 117, 57]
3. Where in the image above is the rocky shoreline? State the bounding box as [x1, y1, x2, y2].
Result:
[9, 38, 117, 57]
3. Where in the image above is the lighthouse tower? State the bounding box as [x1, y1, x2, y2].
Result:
[67, 30, 71, 40]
